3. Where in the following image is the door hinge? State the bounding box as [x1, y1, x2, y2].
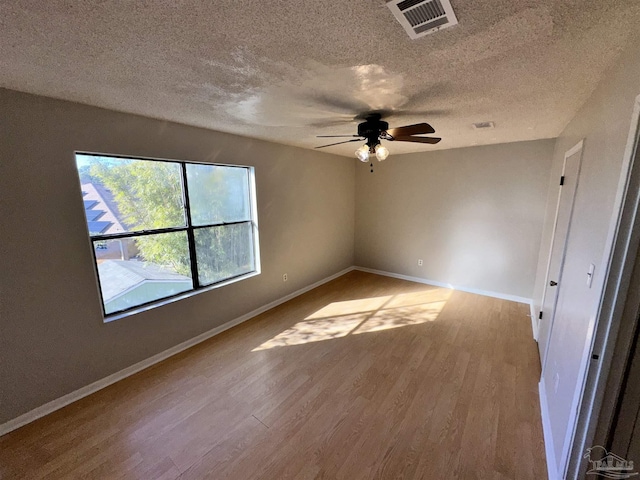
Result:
[538, 311, 543, 320]
[560, 176, 565, 185]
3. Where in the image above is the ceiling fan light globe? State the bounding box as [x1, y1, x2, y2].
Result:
[375, 144, 390, 161]
[355, 145, 370, 162]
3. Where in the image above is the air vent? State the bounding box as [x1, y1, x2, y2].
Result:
[473, 121, 495, 130]
[387, 0, 458, 40]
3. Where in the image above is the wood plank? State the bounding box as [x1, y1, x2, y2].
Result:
[0, 271, 546, 479]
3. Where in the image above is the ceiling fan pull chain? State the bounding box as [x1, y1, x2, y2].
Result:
[370, 162, 374, 173]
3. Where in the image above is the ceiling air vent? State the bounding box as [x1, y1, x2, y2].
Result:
[387, 0, 458, 40]
[472, 121, 495, 130]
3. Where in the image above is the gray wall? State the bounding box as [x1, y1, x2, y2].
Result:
[0, 89, 355, 424]
[532, 34, 640, 474]
[355, 140, 554, 299]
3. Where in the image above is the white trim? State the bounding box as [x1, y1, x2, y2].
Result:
[0, 266, 355, 437]
[540, 380, 560, 480]
[249, 165, 262, 277]
[530, 301, 539, 341]
[539, 139, 585, 373]
[354, 266, 532, 304]
[0, 265, 539, 437]
[565, 93, 640, 478]
[560, 328, 599, 476]
[564, 139, 585, 159]
[104, 270, 262, 323]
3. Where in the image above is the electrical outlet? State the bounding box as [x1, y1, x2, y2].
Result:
[418, 259, 423, 266]
[554, 372, 560, 393]
[283, 273, 288, 282]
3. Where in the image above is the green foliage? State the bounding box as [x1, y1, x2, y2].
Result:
[186, 163, 249, 225]
[89, 158, 191, 275]
[186, 165, 253, 281]
[78, 164, 98, 184]
[91, 159, 184, 229]
[195, 223, 253, 285]
[87, 157, 253, 281]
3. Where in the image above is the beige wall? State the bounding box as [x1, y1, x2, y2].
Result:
[532, 34, 640, 476]
[355, 140, 555, 299]
[0, 89, 355, 425]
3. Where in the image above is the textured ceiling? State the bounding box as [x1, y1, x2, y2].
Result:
[1, 1, 640, 157]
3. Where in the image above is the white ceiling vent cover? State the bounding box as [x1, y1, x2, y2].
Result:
[473, 121, 495, 129]
[387, 0, 458, 39]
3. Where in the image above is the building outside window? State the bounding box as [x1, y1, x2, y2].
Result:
[75, 153, 259, 317]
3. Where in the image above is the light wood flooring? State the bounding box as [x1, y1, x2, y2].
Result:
[0, 271, 547, 479]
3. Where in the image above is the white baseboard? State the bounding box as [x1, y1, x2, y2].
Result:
[539, 380, 559, 480]
[0, 266, 355, 437]
[354, 266, 532, 304]
[530, 302, 540, 342]
[0, 265, 534, 436]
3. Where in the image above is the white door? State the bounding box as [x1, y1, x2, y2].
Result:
[537, 140, 584, 368]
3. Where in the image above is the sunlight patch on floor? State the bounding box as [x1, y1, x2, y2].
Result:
[305, 295, 393, 319]
[253, 313, 365, 350]
[252, 288, 452, 351]
[352, 302, 448, 335]
[385, 289, 452, 309]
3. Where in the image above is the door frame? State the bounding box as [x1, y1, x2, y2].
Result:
[563, 94, 640, 479]
[538, 139, 584, 370]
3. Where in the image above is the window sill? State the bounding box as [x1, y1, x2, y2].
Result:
[103, 270, 261, 323]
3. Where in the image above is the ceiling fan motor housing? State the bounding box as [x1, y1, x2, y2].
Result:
[358, 118, 389, 147]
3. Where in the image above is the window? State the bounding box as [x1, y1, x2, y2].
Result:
[75, 153, 259, 318]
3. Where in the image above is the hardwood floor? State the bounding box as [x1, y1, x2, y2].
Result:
[0, 271, 547, 479]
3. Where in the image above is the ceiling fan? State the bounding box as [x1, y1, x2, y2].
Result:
[315, 112, 441, 164]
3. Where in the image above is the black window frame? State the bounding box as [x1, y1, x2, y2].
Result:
[76, 152, 259, 320]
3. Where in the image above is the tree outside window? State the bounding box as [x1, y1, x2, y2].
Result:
[76, 153, 258, 316]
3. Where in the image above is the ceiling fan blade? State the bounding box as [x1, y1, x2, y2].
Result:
[307, 94, 369, 115]
[387, 123, 436, 137]
[316, 135, 361, 138]
[387, 108, 451, 118]
[315, 138, 363, 149]
[308, 118, 354, 128]
[405, 82, 452, 105]
[390, 136, 442, 144]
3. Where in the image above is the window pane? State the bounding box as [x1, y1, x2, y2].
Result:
[186, 164, 250, 225]
[194, 223, 254, 286]
[94, 231, 193, 314]
[76, 154, 186, 235]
